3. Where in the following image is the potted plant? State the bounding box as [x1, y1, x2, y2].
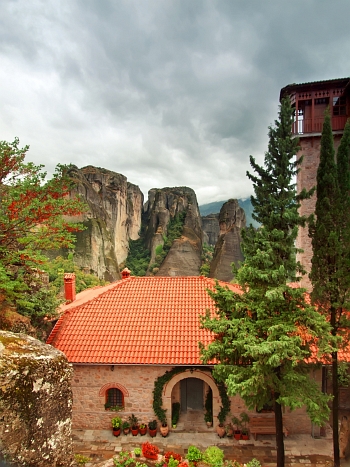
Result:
[240, 412, 250, 440]
[171, 402, 180, 429]
[160, 417, 169, 437]
[232, 416, 242, 440]
[134, 448, 142, 458]
[129, 414, 139, 436]
[148, 419, 157, 437]
[111, 416, 122, 437]
[216, 407, 226, 438]
[204, 410, 213, 428]
[142, 441, 160, 460]
[122, 420, 130, 435]
[139, 422, 147, 436]
[225, 422, 234, 438]
[204, 389, 213, 427]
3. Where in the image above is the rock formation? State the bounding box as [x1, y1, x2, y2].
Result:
[209, 199, 246, 282]
[66, 166, 143, 281]
[0, 331, 73, 467]
[143, 187, 203, 276]
[202, 213, 220, 245]
[0, 295, 36, 337]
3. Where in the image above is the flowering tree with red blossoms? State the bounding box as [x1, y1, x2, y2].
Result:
[0, 138, 85, 326]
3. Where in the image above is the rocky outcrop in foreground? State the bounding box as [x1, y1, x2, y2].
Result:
[0, 331, 73, 467]
[67, 166, 143, 281]
[143, 187, 202, 276]
[209, 199, 246, 282]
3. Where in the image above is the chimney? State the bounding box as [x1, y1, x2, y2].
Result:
[64, 273, 76, 303]
[121, 268, 131, 280]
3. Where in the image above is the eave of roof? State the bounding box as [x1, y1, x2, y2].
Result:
[280, 77, 350, 101]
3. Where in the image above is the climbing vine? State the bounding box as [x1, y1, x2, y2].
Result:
[217, 381, 231, 424]
[152, 367, 231, 424]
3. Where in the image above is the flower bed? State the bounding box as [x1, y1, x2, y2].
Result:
[142, 442, 160, 460]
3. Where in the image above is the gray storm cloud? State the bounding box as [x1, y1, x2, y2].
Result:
[1, 0, 350, 204]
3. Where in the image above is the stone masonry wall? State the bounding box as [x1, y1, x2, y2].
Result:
[296, 134, 343, 290]
[72, 364, 323, 435]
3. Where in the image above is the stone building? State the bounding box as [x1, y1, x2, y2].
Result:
[280, 77, 350, 289]
[47, 271, 335, 437]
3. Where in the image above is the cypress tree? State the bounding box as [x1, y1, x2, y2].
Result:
[309, 116, 350, 467]
[201, 98, 332, 467]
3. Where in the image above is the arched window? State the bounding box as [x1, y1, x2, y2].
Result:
[105, 388, 124, 410]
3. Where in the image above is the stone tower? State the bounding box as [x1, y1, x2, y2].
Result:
[280, 77, 350, 289]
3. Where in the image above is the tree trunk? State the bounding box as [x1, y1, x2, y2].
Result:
[332, 350, 340, 467]
[274, 396, 285, 467]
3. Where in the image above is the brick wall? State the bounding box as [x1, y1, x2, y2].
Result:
[296, 134, 343, 290]
[71, 364, 322, 434]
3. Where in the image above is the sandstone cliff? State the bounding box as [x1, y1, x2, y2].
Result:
[209, 199, 246, 282]
[202, 213, 220, 245]
[67, 166, 143, 281]
[0, 331, 73, 467]
[143, 187, 203, 276]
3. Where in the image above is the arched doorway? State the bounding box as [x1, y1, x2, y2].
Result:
[162, 369, 220, 431]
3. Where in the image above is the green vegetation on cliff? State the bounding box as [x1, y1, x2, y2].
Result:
[126, 211, 187, 276]
[200, 243, 214, 276]
[149, 211, 186, 273]
[125, 238, 151, 276]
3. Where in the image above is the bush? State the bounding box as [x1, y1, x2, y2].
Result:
[203, 446, 224, 467]
[186, 446, 202, 462]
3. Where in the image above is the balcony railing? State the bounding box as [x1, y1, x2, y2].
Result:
[293, 115, 347, 135]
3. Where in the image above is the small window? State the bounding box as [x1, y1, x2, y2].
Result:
[105, 388, 124, 410]
[333, 96, 346, 116]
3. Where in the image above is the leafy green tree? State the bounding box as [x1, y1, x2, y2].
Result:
[0, 138, 85, 327]
[200, 98, 332, 467]
[309, 116, 350, 467]
[43, 254, 107, 293]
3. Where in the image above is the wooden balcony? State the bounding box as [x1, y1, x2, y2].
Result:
[292, 115, 347, 135]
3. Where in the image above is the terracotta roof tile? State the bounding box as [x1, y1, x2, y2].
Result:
[47, 276, 239, 365]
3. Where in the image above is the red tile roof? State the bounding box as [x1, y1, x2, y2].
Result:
[47, 275, 241, 365]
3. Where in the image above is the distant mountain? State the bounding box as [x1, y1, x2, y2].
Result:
[199, 198, 260, 228]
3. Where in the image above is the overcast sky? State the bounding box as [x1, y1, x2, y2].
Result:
[1, 1, 350, 205]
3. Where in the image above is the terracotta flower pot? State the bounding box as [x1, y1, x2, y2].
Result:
[139, 427, 147, 436]
[216, 424, 225, 438]
[113, 428, 121, 437]
[131, 427, 139, 436]
[148, 428, 157, 437]
[234, 431, 241, 440]
[160, 424, 169, 437]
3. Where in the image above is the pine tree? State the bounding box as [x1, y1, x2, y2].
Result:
[309, 116, 350, 467]
[200, 98, 332, 467]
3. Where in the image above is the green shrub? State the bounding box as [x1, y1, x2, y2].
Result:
[186, 446, 202, 462]
[203, 446, 224, 467]
[246, 459, 261, 467]
[74, 454, 91, 465]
